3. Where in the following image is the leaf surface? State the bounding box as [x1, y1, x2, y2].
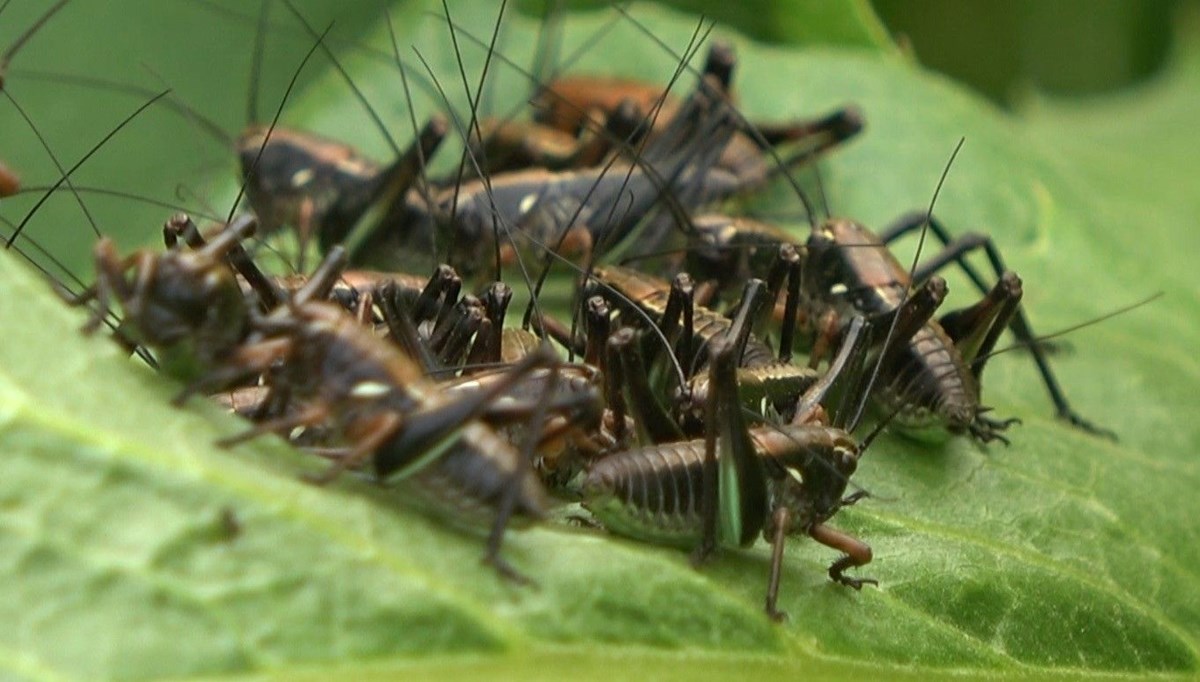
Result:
[0, 1, 1196, 680]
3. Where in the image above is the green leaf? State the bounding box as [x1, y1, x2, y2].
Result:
[1, 1, 1197, 680]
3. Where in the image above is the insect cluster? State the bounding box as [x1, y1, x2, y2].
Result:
[0, 0, 1118, 622]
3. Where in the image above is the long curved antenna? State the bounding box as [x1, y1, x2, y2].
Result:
[429, 13, 716, 362]
[438, 13, 717, 287]
[278, 0, 402, 156]
[847, 137, 965, 433]
[15, 184, 224, 223]
[0, 216, 157, 368]
[0, 213, 86, 291]
[414, 46, 694, 388]
[383, 8, 441, 267]
[439, 0, 507, 279]
[1, 2, 164, 366]
[427, 10, 725, 384]
[517, 18, 715, 322]
[812, 162, 831, 220]
[0, 0, 70, 87]
[187, 0, 443, 106]
[609, 5, 823, 230]
[978, 291, 1163, 361]
[6, 90, 169, 248]
[562, 23, 718, 358]
[1, 0, 103, 240]
[529, 0, 563, 99]
[247, 0, 270, 125]
[14, 69, 233, 148]
[2, 90, 101, 238]
[858, 403, 906, 455]
[225, 22, 333, 226]
[412, 45, 554, 338]
[421, 1, 586, 349]
[420, 4, 626, 163]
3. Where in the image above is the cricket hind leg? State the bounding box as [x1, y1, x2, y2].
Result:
[880, 212, 1115, 439]
[808, 522, 875, 590]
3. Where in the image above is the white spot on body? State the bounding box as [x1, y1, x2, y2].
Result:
[450, 380, 482, 394]
[203, 271, 224, 289]
[350, 381, 391, 399]
[518, 193, 538, 216]
[785, 466, 804, 485]
[290, 168, 314, 188]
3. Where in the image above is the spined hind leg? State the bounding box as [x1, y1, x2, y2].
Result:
[881, 212, 1115, 439]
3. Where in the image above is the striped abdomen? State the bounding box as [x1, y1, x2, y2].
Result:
[876, 323, 978, 433]
[582, 440, 709, 548]
[389, 423, 548, 527]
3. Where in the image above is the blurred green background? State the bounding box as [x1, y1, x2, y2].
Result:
[659, 0, 1188, 105]
[870, 0, 1183, 105]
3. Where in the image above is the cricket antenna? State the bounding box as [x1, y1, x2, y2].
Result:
[858, 403, 905, 453]
[15, 68, 234, 149]
[435, 0, 603, 348]
[6, 89, 170, 249]
[413, 31, 561, 341]
[384, 7, 442, 266]
[812, 161, 831, 220]
[417, 37, 696, 389]
[246, 0, 270, 126]
[529, 0, 563, 97]
[847, 136, 966, 433]
[2, 90, 102, 239]
[0, 0, 70, 88]
[225, 21, 333, 226]
[978, 291, 1163, 362]
[14, 184, 224, 224]
[440, 0, 507, 280]
[608, 4, 826, 231]
[1, 0, 107, 239]
[279, 0, 403, 156]
[436, 11, 715, 336]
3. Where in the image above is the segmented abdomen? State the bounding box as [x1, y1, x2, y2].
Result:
[877, 323, 978, 432]
[689, 307, 775, 368]
[396, 423, 547, 527]
[582, 440, 707, 548]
